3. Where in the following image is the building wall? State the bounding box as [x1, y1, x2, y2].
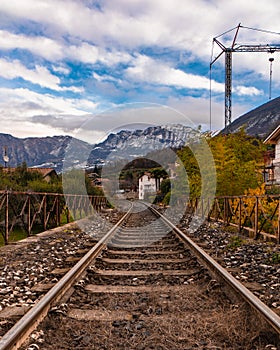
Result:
[264, 126, 280, 185]
[139, 174, 160, 200]
[276, 139, 280, 161]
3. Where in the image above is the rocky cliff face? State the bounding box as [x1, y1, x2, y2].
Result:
[0, 134, 90, 170]
[87, 124, 199, 165]
[0, 125, 197, 170]
[222, 96, 280, 138]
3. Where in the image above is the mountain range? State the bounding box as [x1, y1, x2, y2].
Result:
[0, 134, 90, 171]
[0, 96, 279, 170]
[87, 124, 198, 166]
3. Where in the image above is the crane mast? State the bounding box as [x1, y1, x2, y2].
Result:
[210, 24, 280, 130]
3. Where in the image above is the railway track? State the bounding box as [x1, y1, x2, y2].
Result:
[0, 201, 279, 349]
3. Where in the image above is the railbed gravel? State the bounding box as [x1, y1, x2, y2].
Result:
[178, 215, 280, 316]
[0, 207, 279, 349]
[0, 209, 122, 337]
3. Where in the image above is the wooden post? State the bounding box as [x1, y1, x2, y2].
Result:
[223, 197, 227, 224]
[43, 195, 47, 230]
[28, 194, 31, 236]
[56, 195, 60, 227]
[254, 196, 259, 239]
[4, 191, 9, 245]
[238, 197, 242, 233]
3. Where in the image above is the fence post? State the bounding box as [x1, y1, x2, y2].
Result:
[28, 194, 31, 236]
[4, 191, 9, 245]
[56, 195, 60, 227]
[254, 196, 259, 239]
[43, 195, 47, 230]
[223, 197, 227, 224]
[238, 197, 242, 233]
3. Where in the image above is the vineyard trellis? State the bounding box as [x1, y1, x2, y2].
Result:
[188, 195, 280, 243]
[0, 191, 108, 245]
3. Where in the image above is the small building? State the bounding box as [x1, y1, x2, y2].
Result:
[33, 168, 58, 183]
[264, 125, 280, 185]
[2, 167, 58, 183]
[138, 173, 161, 200]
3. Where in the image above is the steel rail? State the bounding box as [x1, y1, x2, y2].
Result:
[148, 204, 280, 336]
[0, 204, 133, 350]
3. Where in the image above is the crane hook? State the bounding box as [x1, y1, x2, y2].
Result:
[269, 57, 274, 100]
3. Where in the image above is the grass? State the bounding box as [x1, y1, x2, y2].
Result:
[271, 252, 280, 264]
[0, 227, 28, 246]
[226, 235, 245, 250]
[0, 212, 75, 247]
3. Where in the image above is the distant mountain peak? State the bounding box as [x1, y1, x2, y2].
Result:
[87, 124, 198, 165]
[222, 96, 280, 138]
[0, 134, 90, 171]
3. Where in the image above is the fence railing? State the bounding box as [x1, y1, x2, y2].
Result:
[0, 191, 109, 245]
[187, 195, 280, 243]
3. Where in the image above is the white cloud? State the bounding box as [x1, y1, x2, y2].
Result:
[0, 87, 99, 134]
[1, 1, 278, 80]
[234, 85, 263, 96]
[93, 72, 119, 83]
[126, 55, 222, 92]
[0, 58, 83, 92]
[52, 64, 70, 75]
[0, 0, 279, 141]
[0, 29, 133, 68]
[166, 95, 252, 132]
[126, 55, 266, 96]
[0, 0, 279, 56]
[0, 30, 63, 60]
[0, 58, 60, 89]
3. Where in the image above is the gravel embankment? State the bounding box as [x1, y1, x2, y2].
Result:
[0, 209, 122, 336]
[179, 216, 280, 315]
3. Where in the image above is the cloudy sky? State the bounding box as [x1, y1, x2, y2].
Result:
[0, 0, 280, 143]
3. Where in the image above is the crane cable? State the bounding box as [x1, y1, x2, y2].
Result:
[209, 39, 215, 132]
[240, 25, 280, 37]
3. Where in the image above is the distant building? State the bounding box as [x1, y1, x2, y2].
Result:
[34, 168, 58, 182]
[264, 125, 280, 185]
[138, 173, 161, 200]
[2, 167, 58, 183]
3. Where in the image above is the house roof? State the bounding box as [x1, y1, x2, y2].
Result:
[139, 172, 152, 178]
[33, 168, 57, 178]
[264, 125, 280, 144]
[3, 167, 57, 178]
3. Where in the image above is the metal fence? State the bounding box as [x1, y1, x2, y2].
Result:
[0, 191, 108, 244]
[187, 195, 280, 243]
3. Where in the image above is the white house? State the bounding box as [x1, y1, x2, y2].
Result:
[264, 125, 280, 184]
[138, 173, 161, 200]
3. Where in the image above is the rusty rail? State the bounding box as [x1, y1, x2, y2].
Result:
[0, 191, 109, 244]
[147, 203, 280, 336]
[187, 195, 280, 243]
[0, 203, 132, 350]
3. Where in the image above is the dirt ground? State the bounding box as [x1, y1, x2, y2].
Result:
[24, 284, 279, 350]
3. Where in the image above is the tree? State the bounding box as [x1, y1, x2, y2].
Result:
[208, 131, 264, 196]
[177, 130, 264, 197]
